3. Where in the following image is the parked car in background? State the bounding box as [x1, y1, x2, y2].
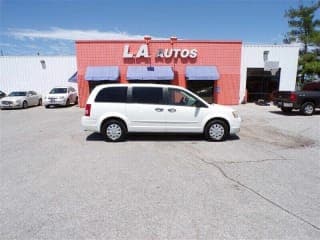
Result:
[0, 91, 42, 109]
[81, 84, 241, 142]
[0, 90, 6, 99]
[273, 81, 320, 115]
[44, 86, 78, 108]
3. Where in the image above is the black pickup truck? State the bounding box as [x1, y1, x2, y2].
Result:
[273, 81, 320, 115]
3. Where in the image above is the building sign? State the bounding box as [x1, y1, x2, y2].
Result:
[123, 44, 198, 59]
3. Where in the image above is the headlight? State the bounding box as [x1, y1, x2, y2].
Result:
[232, 111, 240, 118]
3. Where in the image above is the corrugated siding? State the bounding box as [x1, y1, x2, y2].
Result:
[0, 56, 77, 95]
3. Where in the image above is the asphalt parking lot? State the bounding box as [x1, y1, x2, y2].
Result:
[1, 104, 319, 239]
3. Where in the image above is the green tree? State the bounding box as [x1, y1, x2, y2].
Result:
[284, 1, 320, 82]
[285, 1, 320, 53]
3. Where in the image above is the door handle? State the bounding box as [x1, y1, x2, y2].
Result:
[155, 108, 164, 112]
[168, 108, 176, 113]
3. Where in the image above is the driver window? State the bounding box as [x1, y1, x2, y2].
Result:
[168, 88, 197, 106]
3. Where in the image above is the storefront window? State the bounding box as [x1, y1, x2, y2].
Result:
[89, 81, 113, 93]
[187, 81, 214, 104]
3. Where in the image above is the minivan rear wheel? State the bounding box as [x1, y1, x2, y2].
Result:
[101, 120, 127, 142]
[204, 120, 228, 141]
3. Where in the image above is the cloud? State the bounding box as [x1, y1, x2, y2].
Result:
[0, 43, 18, 47]
[2, 27, 169, 55]
[7, 27, 165, 41]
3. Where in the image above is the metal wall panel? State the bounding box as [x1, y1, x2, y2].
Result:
[240, 44, 299, 103]
[0, 56, 77, 95]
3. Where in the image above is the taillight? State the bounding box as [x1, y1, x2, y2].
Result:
[85, 104, 91, 116]
[289, 92, 297, 102]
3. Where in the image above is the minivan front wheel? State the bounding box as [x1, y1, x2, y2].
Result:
[101, 120, 127, 142]
[204, 120, 228, 141]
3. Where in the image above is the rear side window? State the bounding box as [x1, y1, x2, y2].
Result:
[302, 82, 320, 91]
[131, 87, 163, 104]
[95, 87, 127, 103]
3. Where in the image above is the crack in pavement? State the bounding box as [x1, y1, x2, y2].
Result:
[213, 158, 296, 164]
[198, 157, 320, 231]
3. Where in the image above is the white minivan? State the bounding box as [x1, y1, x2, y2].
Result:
[81, 84, 241, 142]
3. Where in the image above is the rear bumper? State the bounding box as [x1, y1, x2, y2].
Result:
[273, 100, 298, 109]
[81, 116, 99, 132]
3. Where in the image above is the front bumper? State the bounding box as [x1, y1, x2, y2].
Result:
[44, 99, 67, 106]
[0, 102, 22, 109]
[230, 118, 241, 134]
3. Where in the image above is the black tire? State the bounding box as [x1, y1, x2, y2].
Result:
[101, 120, 127, 142]
[281, 107, 293, 113]
[75, 96, 78, 105]
[22, 101, 28, 109]
[45, 105, 50, 108]
[300, 102, 315, 116]
[66, 99, 70, 106]
[38, 99, 42, 106]
[204, 119, 228, 141]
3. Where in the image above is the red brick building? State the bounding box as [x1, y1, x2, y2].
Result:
[76, 39, 242, 107]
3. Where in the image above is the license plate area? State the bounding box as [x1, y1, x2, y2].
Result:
[283, 102, 293, 107]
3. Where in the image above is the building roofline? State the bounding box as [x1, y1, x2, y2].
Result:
[243, 43, 300, 48]
[75, 40, 242, 44]
[0, 55, 76, 58]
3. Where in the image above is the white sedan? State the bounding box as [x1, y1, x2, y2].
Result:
[0, 91, 42, 109]
[44, 86, 78, 108]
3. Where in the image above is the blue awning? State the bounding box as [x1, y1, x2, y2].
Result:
[85, 66, 119, 81]
[127, 66, 174, 81]
[185, 66, 220, 80]
[68, 72, 77, 82]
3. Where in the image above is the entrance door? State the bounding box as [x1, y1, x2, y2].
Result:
[246, 68, 280, 102]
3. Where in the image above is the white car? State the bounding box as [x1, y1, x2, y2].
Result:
[81, 84, 241, 142]
[44, 86, 78, 108]
[0, 91, 42, 109]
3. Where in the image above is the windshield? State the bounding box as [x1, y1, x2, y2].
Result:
[8, 91, 27, 96]
[49, 88, 67, 94]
